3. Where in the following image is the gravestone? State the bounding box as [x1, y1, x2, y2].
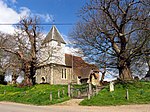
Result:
[109, 82, 114, 92]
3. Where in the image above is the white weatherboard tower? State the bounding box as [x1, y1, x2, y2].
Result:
[41, 25, 66, 65]
[36, 25, 67, 84]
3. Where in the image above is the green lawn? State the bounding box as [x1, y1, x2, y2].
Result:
[1, 81, 150, 106]
[0, 84, 69, 105]
[80, 81, 150, 106]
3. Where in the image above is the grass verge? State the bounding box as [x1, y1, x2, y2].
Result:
[80, 81, 150, 106]
[0, 84, 69, 105]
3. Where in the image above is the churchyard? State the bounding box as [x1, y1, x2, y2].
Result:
[0, 81, 150, 106]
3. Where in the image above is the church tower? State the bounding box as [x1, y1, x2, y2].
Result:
[36, 26, 76, 85]
[41, 25, 66, 65]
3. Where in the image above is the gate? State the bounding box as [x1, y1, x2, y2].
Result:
[68, 83, 105, 99]
[71, 84, 88, 98]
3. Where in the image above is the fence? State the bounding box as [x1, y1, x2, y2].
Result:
[49, 88, 66, 101]
[68, 83, 104, 99]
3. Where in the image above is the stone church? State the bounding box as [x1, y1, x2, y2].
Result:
[35, 26, 99, 85]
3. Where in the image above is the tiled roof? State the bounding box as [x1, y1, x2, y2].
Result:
[42, 25, 66, 45]
[65, 54, 99, 78]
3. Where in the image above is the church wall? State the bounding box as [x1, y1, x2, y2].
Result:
[52, 66, 74, 84]
[36, 65, 78, 85]
[35, 66, 51, 84]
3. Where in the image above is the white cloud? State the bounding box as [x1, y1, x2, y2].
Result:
[0, 25, 15, 34]
[19, 7, 31, 17]
[45, 14, 54, 22]
[0, 1, 54, 34]
[35, 13, 54, 23]
[0, 1, 30, 34]
[61, 34, 82, 56]
[0, 1, 19, 23]
[11, 0, 17, 4]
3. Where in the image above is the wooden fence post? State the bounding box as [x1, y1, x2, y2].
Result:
[68, 83, 71, 97]
[93, 88, 95, 96]
[89, 82, 92, 95]
[4, 90, 5, 94]
[62, 88, 65, 96]
[77, 89, 81, 98]
[50, 92, 52, 101]
[87, 88, 88, 96]
[96, 85, 98, 95]
[58, 89, 60, 98]
[71, 88, 74, 97]
[23, 91, 26, 95]
[88, 91, 91, 99]
[126, 89, 129, 100]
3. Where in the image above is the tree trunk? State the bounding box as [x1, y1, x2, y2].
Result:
[0, 73, 5, 84]
[12, 70, 18, 84]
[30, 61, 36, 85]
[24, 72, 32, 86]
[23, 61, 36, 86]
[12, 74, 17, 84]
[118, 54, 133, 81]
[119, 65, 133, 80]
[23, 63, 33, 86]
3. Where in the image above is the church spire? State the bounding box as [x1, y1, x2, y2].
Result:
[42, 25, 66, 45]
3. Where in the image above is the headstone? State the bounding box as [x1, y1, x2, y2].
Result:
[110, 82, 114, 92]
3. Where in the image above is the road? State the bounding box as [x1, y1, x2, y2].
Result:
[0, 102, 150, 112]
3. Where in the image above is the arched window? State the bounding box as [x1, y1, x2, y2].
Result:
[41, 76, 46, 83]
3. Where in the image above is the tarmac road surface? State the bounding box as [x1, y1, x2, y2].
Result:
[0, 101, 150, 112]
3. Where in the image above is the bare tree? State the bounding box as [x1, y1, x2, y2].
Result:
[130, 29, 150, 79]
[70, 0, 150, 81]
[130, 0, 150, 79]
[0, 33, 23, 84]
[0, 17, 43, 85]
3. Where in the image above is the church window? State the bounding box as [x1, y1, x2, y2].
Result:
[61, 68, 67, 79]
[62, 69, 64, 79]
[64, 69, 67, 79]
